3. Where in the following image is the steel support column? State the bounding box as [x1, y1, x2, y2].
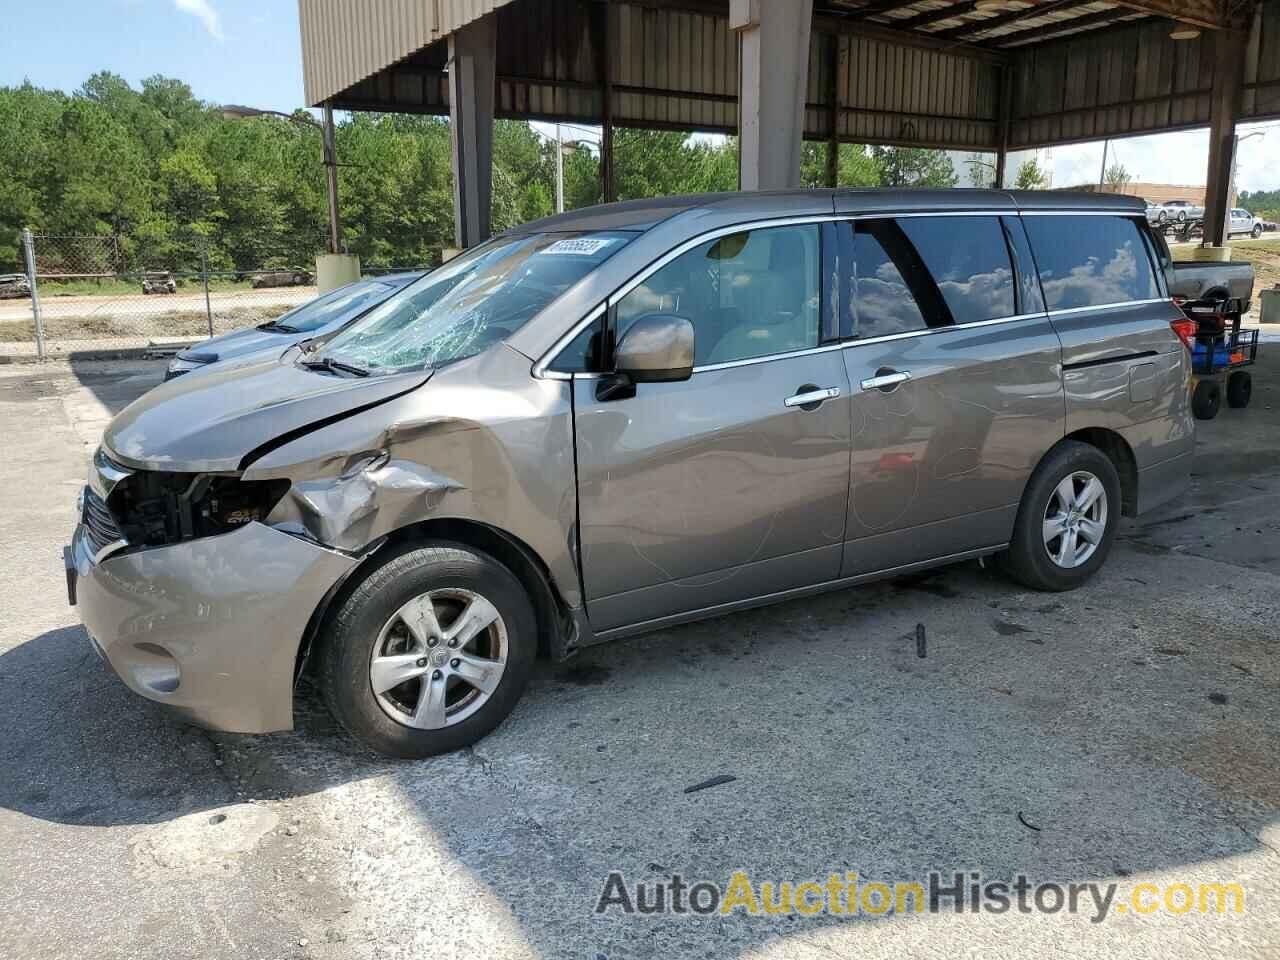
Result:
[731, 0, 813, 191]
[594, 0, 615, 203]
[995, 65, 1012, 188]
[1203, 27, 1248, 248]
[826, 32, 840, 188]
[448, 13, 496, 248]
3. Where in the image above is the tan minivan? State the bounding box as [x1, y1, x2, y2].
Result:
[68, 189, 1193, 757]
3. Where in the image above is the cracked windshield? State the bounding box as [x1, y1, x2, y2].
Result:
[313, 231, 634, 373]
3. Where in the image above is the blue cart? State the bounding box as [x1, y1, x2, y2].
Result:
[1185, 299, 1259, 420]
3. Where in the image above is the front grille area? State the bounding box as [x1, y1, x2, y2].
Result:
[82, 487, 124, 553]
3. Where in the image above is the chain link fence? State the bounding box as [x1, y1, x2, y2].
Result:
[2, 230, 427, 359]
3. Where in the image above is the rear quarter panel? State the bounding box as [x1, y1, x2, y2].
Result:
[1050, 300, 1194, 506]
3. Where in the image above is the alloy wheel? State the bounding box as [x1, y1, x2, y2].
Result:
[369, 588, 508, 729]
[1042, 471, 1108, 569]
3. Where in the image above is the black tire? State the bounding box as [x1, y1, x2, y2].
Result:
[1158, 211, 1168, 224]
[1002, 440, 1122, 592]
[317, 540, 537, 758]
[1253, 224, 1263, 239]
[1192, 379, 1222, 420]
[1177, 210, 1187, 222]
[1227, 370, 1252, 408]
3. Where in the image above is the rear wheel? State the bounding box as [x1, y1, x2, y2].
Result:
[1227, 370, 1252, 408]
[1192, 379, 1221, 420]
[1003, 441, 1121, 592]
[317, 541, 537, 758]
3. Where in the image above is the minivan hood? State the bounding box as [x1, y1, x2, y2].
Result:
[105, 357, 431, 472]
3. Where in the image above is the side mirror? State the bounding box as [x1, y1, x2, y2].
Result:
[616, 314, 695, 382]
[597, 314, 695, 402]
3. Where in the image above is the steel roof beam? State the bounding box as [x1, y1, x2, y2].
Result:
[887, 1, 981, 32]
[932, 0, 1094, 40]
[984, 5, 1148, 46]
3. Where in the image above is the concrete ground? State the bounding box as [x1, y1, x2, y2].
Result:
[1, 353, 1279, 959]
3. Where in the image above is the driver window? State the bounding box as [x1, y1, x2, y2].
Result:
[613, 224, 821, 367]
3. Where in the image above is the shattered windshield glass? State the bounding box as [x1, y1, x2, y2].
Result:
[311, 231, 634, 374]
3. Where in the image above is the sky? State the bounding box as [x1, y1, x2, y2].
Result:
[5, 1, 1279, 195]
[1, 0, 308, 115]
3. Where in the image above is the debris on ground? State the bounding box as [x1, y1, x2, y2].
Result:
[683, 775, 737, 794]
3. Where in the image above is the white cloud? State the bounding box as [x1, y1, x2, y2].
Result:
[174, 0, 224, 41]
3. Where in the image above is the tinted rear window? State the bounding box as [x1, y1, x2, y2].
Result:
[897, 216, 1016, 325]
[1022, 215, 1159, 310]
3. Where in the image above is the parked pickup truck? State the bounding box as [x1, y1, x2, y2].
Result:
[1229, 208, 1264, 239]
[1151, 231, 1255, 315]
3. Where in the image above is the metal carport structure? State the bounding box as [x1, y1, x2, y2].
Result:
[297, 0, 1280, 250]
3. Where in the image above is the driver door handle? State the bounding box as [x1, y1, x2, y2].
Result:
[784, 387, 841, 408]
[860, 370, 912, 391]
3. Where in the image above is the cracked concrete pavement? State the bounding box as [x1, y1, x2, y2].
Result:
[1, 354, 1278, 959]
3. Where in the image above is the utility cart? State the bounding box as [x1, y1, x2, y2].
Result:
[1182, 297, 1259, 420]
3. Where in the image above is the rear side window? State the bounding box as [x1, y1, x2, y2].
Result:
[896, 216, 1016, 325]
[1022, 215, 1160, 311]
[850, 221, 934, 338]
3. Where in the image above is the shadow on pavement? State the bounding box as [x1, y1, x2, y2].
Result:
[3, 354, 1275, 955]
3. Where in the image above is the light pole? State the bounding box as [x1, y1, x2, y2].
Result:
[222, 103, 359, 291]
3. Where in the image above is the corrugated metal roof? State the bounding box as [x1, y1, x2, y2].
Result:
[299, 0, 520, 106]
[300, 0, 1279, 150]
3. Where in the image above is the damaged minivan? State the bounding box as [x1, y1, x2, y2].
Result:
[67, 189, 1193, 757]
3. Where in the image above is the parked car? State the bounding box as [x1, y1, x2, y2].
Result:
[1153, 199, 1204, 223]
[165, 272, 424, 379]
[141, 271, 177, 295]
[1228, 208, 1264, 239]
[66, 190, 1193, 758]
[0, 273, 31, 299]
[251, 268, 313, 289]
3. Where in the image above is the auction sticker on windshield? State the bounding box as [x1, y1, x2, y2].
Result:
[541, 237, 619, 256]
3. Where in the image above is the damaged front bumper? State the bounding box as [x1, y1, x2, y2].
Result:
[67, 515, 356, 733]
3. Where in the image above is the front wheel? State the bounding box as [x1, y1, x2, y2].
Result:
[317, 541, 537, 758]
[1253, 224, 1263, 239]
[1002, 441, 1121, 592]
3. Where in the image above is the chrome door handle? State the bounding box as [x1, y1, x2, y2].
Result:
[784, 387, 841, 408]
[860, 371, 912, 391]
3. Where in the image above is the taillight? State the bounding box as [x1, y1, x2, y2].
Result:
[1170, 317, 1197, 350]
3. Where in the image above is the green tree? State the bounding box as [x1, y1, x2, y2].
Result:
[1105, 163, 1133, 192]
[964, 153, 996, 187]
[838, 144, 882, 186]
[871, 146, 958, 188]
[1014, 158, 1048, 190]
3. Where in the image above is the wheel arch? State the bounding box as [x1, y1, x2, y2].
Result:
[1061, 427, 1139, 517]
[295, 518, 579, 682]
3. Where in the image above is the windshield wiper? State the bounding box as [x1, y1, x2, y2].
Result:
[298, 355, 370, 377]
[259, 320, 301, 333]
